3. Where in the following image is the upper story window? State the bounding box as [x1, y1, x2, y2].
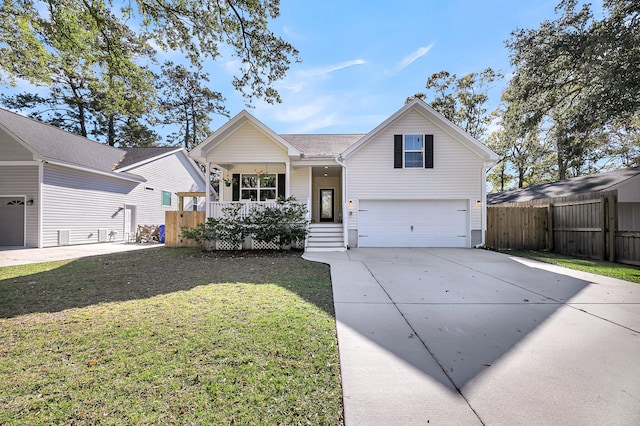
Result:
[404, 134, 424, 168]
[394, 134, 434, 169]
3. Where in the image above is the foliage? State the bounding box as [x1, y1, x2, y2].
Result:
[0, 249, 342, 424]
[156, 62, 229, 149]
[247, 197, 310, 248]
[181, 198, 309, 250]
[0, 0, 299, 146]
[504, 0, 640, 179]
[408, 68, 503, 140]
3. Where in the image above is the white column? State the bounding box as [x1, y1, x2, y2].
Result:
[205, 162, 211, 218]
[285, 162, 291, 198]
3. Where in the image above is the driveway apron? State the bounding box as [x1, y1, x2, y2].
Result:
[304, 248, 640, 426]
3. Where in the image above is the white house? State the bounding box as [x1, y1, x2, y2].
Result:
[189, 99, 499, 250]
[0, 108, 208, 248]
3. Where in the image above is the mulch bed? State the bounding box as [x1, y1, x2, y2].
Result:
[190, 249, 305, 259]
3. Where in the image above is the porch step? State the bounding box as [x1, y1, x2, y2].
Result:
[306, 223, 345, 251]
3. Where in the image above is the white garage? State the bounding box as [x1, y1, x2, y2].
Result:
[358, 199, 469, 247]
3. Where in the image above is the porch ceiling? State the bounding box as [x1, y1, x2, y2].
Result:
[312, 166, 341, 178]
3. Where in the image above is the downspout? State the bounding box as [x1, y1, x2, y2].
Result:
[38, 160, 44, 248]
[335, 156, 348, 249]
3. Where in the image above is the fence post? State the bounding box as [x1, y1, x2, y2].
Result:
[608, 193, 617, 262]
[600, 195, 607, 260]
[547, 203, 554, 252]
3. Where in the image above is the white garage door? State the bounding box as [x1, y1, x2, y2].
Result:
[358, 199, 468, 247]
[0, 197, 25, 246]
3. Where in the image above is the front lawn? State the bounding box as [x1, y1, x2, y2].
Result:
[0, 248, 343, 425]
[502, 249, 640, 284]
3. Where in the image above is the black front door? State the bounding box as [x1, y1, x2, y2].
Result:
[320, 189, 334, 222]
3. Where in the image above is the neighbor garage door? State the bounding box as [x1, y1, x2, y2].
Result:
[358, 199, 468, 247]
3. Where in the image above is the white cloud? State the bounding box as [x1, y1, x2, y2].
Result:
[301, 59, 367, 78]
[386, 44, 434, 76]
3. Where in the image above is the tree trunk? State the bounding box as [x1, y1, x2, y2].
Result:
[107, 114, 116, 146]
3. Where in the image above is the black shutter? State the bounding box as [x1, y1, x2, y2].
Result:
[394, 135, 403, 168]
[425, 134, 434, 168]
[277, 173, 286, 199]
[232, 173, 240, 201]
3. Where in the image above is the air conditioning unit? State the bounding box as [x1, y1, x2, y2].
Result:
[98, 229, 108, 242]
[58, 230, 70, 246]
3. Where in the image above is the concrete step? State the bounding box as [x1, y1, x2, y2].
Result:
[308, 232, 343, 238]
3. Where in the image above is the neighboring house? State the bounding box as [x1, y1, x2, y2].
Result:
[0, 108, 208, 248]
[189, 99, 499, 250]
[488, 167, 640, 231]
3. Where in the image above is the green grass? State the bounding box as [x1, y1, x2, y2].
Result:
[502, 249, 640, 284]
[0, 248, 343, 425]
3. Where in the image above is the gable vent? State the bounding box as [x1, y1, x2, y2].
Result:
[58, 230, 70, 246]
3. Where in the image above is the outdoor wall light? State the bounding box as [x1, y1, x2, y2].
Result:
[475, 200, 482, 206]
[26, 199, 34, 206]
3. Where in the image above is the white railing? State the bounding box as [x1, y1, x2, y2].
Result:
[208, 200, 310, 220]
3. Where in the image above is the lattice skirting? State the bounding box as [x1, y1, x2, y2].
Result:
[215, 240, 242, 250]
[251, 240, 281, 250]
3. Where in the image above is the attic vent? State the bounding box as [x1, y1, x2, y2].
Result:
[98, 229, 108, 242]
[58, 230, 70, 246]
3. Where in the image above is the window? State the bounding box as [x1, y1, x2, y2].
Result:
[240, 173, 277, 201]
[404, 134, 424, 168]
[161, 190, 171, 206]
[192, 196, 198, 211]
[394, 134, 434, 169]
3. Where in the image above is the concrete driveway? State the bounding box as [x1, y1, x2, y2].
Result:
[304, 248, 640, 426]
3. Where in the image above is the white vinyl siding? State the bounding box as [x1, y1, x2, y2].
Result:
[346, 109, 484, 233]
[205, 122, 289, 164]
[124, 152, 206, 225]
[41, 164, 136, 247]
[289, 166, 310, 201]
[0, 165, 39, 247]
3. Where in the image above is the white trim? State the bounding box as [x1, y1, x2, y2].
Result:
[190, 110, 300, 163]
[205, 163, 211, 216]
[342, 99, 499, 161]
[285, 162, 291, 197]
[38, 162, 43, 248]
[42, 159, 145, 183]
[116, 148, 183, 172]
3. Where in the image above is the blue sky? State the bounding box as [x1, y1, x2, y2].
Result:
[201, 0, 584, 136]
[7, 0, 601, 139]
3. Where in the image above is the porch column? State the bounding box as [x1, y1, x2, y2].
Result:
[285, 162, 291, 198]
[205, 162, 211, 218]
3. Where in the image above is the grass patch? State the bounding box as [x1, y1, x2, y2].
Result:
[501, 249, 640, 284]
[0, 248, 342, 425]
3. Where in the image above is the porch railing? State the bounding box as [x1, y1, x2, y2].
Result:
[209, 200, 310, 221]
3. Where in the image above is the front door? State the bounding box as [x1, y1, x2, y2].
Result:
[124, 205, 136, 242]
[320, 189, 334, 222]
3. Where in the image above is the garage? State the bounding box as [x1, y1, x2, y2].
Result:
[358, 199, 469, 247]
[0, 196, 25, 246]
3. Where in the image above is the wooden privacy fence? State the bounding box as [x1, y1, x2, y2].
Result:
[487, 190, 640, 266]
[165, 211, 205, 248]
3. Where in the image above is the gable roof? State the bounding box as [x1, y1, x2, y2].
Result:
[0, 108, 127, 173]
[488, 167, 640, 204]
[280, 134, 364, 157]
[116, 147, 182, 170]
[190, 110, 300, 162]
[341, 99, 499, 162]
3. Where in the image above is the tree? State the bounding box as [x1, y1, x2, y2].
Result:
[156, 62, 229, 149]
[0, 0, 157, 146]
[504, 0, 640, 178]
[0, 0, 299, 105]
[408, 68, 502, 140]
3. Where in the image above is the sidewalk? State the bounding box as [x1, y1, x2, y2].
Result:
[0, 243, 162, 267]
